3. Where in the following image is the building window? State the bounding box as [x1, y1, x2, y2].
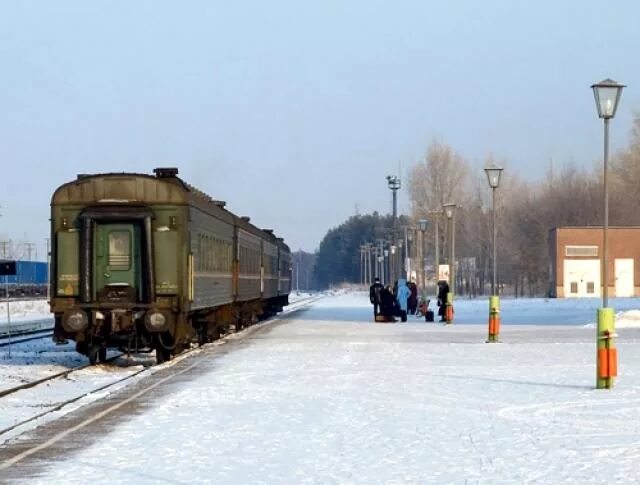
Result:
[570, 282, 578, 294]
[566, 246, 598, 257]
[587, 282, 595, 294]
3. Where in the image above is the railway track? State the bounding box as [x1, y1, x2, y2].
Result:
[0, 353, 141, 441]
[0, 329, 54, 348]
[0, 294, 321, 450]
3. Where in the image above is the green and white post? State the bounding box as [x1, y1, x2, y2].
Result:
[596, 308, 617, 389]
[445, 291, 454, 324]
[487, 295, 500, 342]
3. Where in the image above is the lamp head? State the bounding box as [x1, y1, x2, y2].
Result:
[442, 203, 457, 219]
[591, 78, 625, 119]
[484, 166, 504, 189]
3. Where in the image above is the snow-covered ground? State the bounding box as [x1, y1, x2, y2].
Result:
[0, 299, 50, 324]
[0, 295, 321, 448]
[19, 292, 640, 483]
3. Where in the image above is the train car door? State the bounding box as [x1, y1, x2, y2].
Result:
[94, 224, 140, 298]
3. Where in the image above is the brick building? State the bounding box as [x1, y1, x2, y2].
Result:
[549, 227, 640, 298]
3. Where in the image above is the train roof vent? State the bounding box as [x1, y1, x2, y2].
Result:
[212, 200, 226, 208]
[240, 216, 251, 222]
[277, 237, 284, 242]
[77, 174, 91, 180]
[154, 167, 179, 178]
[263, 229, 274, 234]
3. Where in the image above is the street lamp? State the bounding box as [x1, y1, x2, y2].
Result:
[384, 248, 390, 286]
[397, 239, 403, 282]
[591, 78, 625, 389]
[442, 203, 457, 324]
[484, 165, 503, 343]
[405, 227, 413, 281]
[428, 209, 443, 291]
[387, 175, 401, 279]
[418, 219, 428, 297]
[386, 175, 401, 219]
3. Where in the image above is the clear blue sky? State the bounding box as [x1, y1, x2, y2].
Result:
[1, 0, 639, 255]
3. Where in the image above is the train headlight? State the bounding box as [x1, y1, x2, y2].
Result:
[63, 310, 88, 332]
[144, 311, 167, 331]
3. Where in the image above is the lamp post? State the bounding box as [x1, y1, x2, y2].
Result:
[484, 165, 503, 343]
[418, 219, 428, 297]
[397, 238, 403, 282]
[387, 175, 401, 283]
[592, 78, 625, 389]
[376, 239, 384, 283]
[405, 227, 412, 281]
[428, 209, 442, 293]
[442, 203, 457, 323]
[384, 248, 389, 286]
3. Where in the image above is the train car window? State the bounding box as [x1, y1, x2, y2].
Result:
[108, 231, 131, 270]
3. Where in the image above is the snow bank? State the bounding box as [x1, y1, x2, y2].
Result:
[0, 300, 51, 324]
[617, 309, 640, 327]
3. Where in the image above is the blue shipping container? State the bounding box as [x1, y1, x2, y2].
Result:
[1, 261, 48, 285]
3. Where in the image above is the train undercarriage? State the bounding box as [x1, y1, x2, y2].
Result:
[54, 296, 289, 364]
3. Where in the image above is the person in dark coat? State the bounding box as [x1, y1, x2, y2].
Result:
[436, 280, 450, 322]
[379, 285, 396, 321]
[369, 277, 384, 318]
[407, 280, 418, 315]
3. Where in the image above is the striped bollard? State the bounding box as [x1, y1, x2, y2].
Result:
[486, 295, 500, 343]
[445, 292, 454, 324]
[596, 308, 617, 389]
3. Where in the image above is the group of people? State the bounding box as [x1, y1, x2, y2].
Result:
[368, 277, 419, 323]
[369, 278, 451, 323]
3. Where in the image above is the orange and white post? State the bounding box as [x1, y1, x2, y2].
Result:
[486, 296, 500, 343]
[597, 308, 617, 389]
[445, 292, 454, 324]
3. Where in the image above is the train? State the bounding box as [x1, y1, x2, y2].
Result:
[0, 261, 48, 297]
[50, 168, 291, 364]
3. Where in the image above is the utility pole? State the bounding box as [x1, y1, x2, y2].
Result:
[296, 252, 300, 292]
[0, 241, 9, 260]
[359, 245, 364, 285]
[364, 244, 371, 286]
[25, 242, 36, 261]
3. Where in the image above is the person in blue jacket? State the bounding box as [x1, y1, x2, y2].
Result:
[396, 279, 411, 322]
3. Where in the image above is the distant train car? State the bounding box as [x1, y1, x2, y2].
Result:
[0, 260, 48, 297]
[50, 168, 291, 364]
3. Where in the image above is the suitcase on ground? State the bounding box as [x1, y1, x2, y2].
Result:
[425, 310, 434, 322]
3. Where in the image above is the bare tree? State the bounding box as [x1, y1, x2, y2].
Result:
[409, 140, 471, 215]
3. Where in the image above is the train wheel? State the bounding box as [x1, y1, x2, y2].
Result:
[76, 341, 88, 356]
[88, 345, 100, 365]
[197, 323, 208, 347]
[154, 334, 172, 364]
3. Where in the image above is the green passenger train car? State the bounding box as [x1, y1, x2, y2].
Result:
[50, 168, 291, 364]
